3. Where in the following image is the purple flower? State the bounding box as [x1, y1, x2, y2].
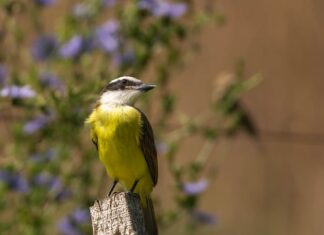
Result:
[0, 64, 7, 86]
[0, 170, 29, 193]
[95, 20, 119, 53]
[55, 189, 72, 202]
[102, 0, 116, 7]
[23, 115, 51, 134]
[191, 210, 217, 225]
[59, 35, 83, 58]
[59, 35, 94, 59]
[112, 50, 135, 67]
[58, 217, 81, 235]
[71, 208, 90, 223]
[0, 85, 36, 99]
[39, 72, 64, 90]
[31, 34, 58, 61]
[154, 2, 187, 18]
[34, 0, 56, 7]
[58, 208, 90, 235]
[139, 0, 187, 19]
[183, 179, 208, 196]
[34, 173, 60, 190]
[30, 149, 57, 163]
[33, 173, 71, 201]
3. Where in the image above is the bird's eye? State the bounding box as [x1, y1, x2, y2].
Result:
[122, 80, 127, 85]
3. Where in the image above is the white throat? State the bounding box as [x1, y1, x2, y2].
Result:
[99, 90, 141, 106]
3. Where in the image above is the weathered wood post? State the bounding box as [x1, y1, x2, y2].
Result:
[90, 192, 147, 235]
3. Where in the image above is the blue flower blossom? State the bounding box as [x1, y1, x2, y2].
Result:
[112, 50, 135, 67]
[0, 85, 36, 99]
[0, 170, 29, 193]
[191, 210, 217, 224]
[30, 148, 57, 163]
[95, 20, 119, 53]
[33, 173, 71, 201]
[31, 34, 58, 61]
[183, 179, 208, 195]
[39, 72, 64, 91]
[34, 0, 56, 7]
[58, 208, 90, 235]
[0, 64, 7, 86]
[139, 0, 187, 19]
[34, 173, 61, 190]
[59, 217, 81, 235]
[23, 115, 51, 134]
[59, 35, 94, 59]
[102, 0, 116, 7]
[71, 208, 90, 223]
[59, 35, 83, 58]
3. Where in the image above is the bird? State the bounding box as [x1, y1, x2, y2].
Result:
[85, 76, 158, 235]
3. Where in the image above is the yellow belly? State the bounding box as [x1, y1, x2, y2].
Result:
[86, 105, 153, 201]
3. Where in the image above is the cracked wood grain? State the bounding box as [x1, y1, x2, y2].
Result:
[90, 192, 147, 235]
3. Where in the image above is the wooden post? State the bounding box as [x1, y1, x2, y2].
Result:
[90, 192, 147, 235]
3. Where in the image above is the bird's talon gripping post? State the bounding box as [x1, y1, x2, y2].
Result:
[108, 180, 118, 197]
[130, 179, 139, 193]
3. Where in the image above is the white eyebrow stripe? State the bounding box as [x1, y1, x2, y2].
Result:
[110, 76, 142, 84]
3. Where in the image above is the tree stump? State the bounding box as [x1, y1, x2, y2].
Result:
[90, 192, 147, 235]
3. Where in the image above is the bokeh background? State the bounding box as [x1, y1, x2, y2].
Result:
[0, 0, 323, 235]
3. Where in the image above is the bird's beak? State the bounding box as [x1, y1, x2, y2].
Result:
[136, 84, 156, 92]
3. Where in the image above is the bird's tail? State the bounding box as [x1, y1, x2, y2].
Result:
[142, 196, 158, 235]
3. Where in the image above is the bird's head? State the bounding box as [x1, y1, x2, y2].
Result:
[99, 76, 156, 106]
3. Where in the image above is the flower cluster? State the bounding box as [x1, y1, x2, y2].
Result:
[33, 173, 71, 201]
[58, 208, 90, 235]
[0, 85, 36, 99]
[0, 170, 29, 193]
[139, 0, 187, 19]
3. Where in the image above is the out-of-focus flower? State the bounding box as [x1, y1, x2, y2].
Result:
[0, 64, 7, 86]
[30, 148, 57, 163]
[102, 0, 116, 7]
[39, 72, 64, 91]
[58, 217, 81, 235]
[58, 208, 90, 235]
[23, 115, 51, 134]
[34, 173, 60, 191]
[95, 20, 119, 53]
[0, 85, 36, 99]
[71, 208, 90, 223]
[139, 0, 187, 19]
[0, 170, 29, 193]
[183, 179, 208, 195]
[112, 50, 135, 67]
[59, 35, 94, 59]
[31, 34, 58, 61]
[34, 0, 56, 7]
[191, 210, 217, 224]
[33, 173, 71, 201]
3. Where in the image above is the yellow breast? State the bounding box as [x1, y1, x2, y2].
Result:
[86, 105, 153, 194]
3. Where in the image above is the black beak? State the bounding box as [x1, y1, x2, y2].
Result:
[136, 84, 156, 92]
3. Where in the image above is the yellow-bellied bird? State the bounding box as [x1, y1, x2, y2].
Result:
[86, 76, 158, 235]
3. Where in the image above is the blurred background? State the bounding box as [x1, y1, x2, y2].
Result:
[0, 0, 323, 235]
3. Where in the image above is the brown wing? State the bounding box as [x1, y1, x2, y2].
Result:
[136, 109, 158, 186]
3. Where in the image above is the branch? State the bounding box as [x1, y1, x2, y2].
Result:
[90, 192, 147, 235]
